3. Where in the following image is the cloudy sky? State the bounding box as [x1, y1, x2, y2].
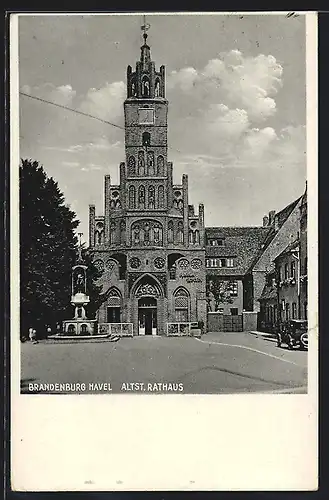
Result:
[18, 13, 307, 239]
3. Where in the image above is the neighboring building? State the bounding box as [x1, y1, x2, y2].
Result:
[258, 184, 308, 331]
[205, 227, 270, 331]
[274, 239, 300, 323]
[299, 185, 308, 320]
[88, 32, 207, 336]
[246, 197, 303, 322]
[258, 269, 278, 333]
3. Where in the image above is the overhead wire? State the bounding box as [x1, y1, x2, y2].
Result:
[19, 91, 184, 155]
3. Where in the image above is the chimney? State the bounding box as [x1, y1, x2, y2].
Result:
[263, 215, 269, 227]
[274, 215, 279, 231]
[268, 210, 276, 225]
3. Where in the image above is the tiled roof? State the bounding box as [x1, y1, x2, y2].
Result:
[274, 238, 300, 262]
[246, 196, 302, 272]
[259, 284, 277, 302]
[205, 195, 303, 277]
[205, 226, 271, 275]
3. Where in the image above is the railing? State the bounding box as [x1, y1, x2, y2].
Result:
[98, 323, 133, 337]
[166, 322, 192, 336]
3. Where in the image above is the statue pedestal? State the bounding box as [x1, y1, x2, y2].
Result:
[62, 318, 98, 336]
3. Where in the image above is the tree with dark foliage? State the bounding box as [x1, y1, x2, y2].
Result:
[19, 159, 102, 338]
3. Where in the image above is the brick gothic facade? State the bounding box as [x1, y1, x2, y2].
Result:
[88, 34, 307, 335]
[88, 34, 207, 335]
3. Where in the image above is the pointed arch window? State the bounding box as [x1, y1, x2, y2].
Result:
[133, 224, 140, 244]
[128, 186, 136, 209]
[168, 220, 174, 243]
[147, 151, 155, 175]
[174, 288, 189, 322]
[138, 186, 145, 209]
[110, 221, 117, 245]
[148, 186, 155, 209]
[153, 223, 162, 245]
[120, 220, 126, 245]
[128, 155, 136, 176]
[138, 151, 145, 176]
[141, 75, 150, 97]
[177, 221, 184, 244]
[95, 231, 103, 246]
[194, 229, 200, 244]
[158, 185, 164, 208]
[155, 78, 161, 97]
[131, 220, 163, 247]
[157, 155, 164, 176]
[143, 222, 150, 243]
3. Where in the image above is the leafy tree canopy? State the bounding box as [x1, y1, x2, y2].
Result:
[20, 159, 101, 336]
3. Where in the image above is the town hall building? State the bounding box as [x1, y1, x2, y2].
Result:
[88, 30, 307, 336]
[88, 31, 206, 336]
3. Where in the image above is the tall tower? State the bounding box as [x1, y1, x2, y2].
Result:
[89, 23, 205, 250]
[124, 28, 169, 218]
[88, 21, 207, 335]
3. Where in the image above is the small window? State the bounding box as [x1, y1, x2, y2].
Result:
[226, 258, 234, 267]
[142, 132, 151, 147]
[291, 260, 296, 279]
[230, 308, 238, 316]
[285, 303, 290, 321]
[284, 263, 289, 280]
[292, 303, 297, 319]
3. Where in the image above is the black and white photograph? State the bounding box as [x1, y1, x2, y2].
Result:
[10, 11, 318, 491]
[16, 12, 313, 395]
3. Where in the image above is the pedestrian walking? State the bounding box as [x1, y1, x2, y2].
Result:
[28, 327, 34, 342]
[32, 329, 38, 344]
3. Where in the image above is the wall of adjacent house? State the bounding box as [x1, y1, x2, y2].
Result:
[299, 200, 307, 320]
[276, 253, 299, 321]
[251, 200, 302, 311]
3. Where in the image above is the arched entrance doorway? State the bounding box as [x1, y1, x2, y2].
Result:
[133, 276, 163, 336]
[138, 297, 157, 335]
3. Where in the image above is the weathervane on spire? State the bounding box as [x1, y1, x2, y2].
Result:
[141, 14, 150, 43]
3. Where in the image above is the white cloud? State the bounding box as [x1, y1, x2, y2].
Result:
[21, 83, 76, 106]
[165, 50, 304, 174]
[79, 81, 125, 121]
[167, 67, 199, 92]
[240, 126, 278, 159]
[168, 50, 283, 122]
[206, 104, 250, 138]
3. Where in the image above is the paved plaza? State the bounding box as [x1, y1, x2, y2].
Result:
[21, 331, 307, 395]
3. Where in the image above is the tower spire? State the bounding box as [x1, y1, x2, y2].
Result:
[141, 14, 150, 44]
[140, 15, 151, 70]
